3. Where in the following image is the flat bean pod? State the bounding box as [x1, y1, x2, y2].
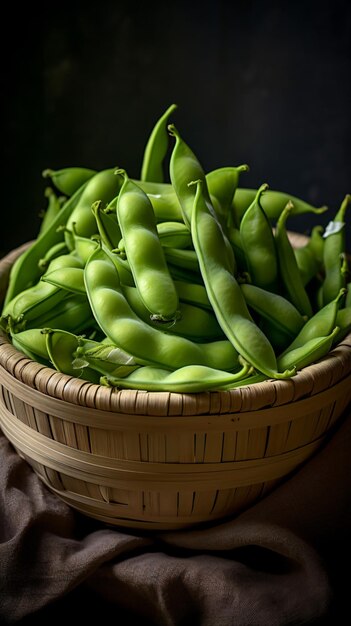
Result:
[240, 282, 305, 337]
[321, 194, 351, 306]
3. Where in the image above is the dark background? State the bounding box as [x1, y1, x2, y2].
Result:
[2, 0, 350, 256]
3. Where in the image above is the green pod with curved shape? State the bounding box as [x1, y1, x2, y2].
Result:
[42, 166, 97, 196]
[129, 180, 183, 222]
[38, 187, 66, 236]
[141, 103, 177, 183]
[156, 221, 192, 249]
[41, 266, 86, 295]
[84, 246, 239, 371]
[101, 361, 253, 393]
[45, 329, 100, 382]
[275, 201, 313, 318]
[239, 183, 279, 292]
[240, 282, 305, 338]
[321, 194, 351, 306]
[91, 200, 122, 251]
[122, 284, 224, 342]
[163, 248, 200, 273]
[72, 233, 99, 265]
[3, 179, 90, 307]
[116, 171, 180, 322]
[27, 294, 93, 334]
[277, 327, 340, 372]
[38, 241, 69, 271]
[9, 327, 50, 364]
[294, 225, 325, 286]
[232, 187, 328, 223]
[190, 179, 294, 380]
[65, 168, 124, 242]
[278, 287, 346, 357]
[174, 280, 212, 309]
[73, 337, 139, 379]
[206, 165, 249, 229]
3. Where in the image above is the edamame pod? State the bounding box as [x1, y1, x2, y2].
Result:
[240, 184, 279, 292]
[84, 246, 240, 371]
[141, 103, 177, 183]
[233, 188, 328, 222]
[42, 166, 97, 196]
[91, 200, 122, 251]
[156, 221, 192, 249]
[321, 194, 351, 306]
[3, 179, 90, 306]
[191, 180, 294, 379]
[116, 171, 180, 322]
[101, 361, 253, 393]
[9, 327, 50, 364]
[240, 282, 305, 337]
[275, 202, 313, 318]
[38, 188, 66, 236]
[45, 329, 100, 382]
[206, 165, 249, 228]
[278, 288, 346, 357]
[277, 327, 340, 372]
[65, 168, 124, 241]
[122, 284, 224, 342]
[41, 266, 86, 295]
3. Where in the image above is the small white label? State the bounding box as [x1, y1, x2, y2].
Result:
[323, 221, 345, 238]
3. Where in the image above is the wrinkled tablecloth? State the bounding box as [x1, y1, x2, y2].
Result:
[1, 403, 351, 626]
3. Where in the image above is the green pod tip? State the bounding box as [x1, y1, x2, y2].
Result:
[255, 182, 269, 203]
[42, 168, 54, 179]
[167, 123, 179, 139]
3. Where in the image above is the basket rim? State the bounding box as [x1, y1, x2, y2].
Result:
[1, 241, 351, 416]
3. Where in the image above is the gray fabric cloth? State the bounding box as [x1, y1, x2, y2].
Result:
[1, 405, 351, 625]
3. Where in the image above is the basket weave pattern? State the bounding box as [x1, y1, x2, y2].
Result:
[1, 245, 351, 530]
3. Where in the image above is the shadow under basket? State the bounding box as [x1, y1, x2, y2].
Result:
[1, 242, 351, 531]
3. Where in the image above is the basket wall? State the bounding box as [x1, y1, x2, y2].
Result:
[0, 244, 351, 530]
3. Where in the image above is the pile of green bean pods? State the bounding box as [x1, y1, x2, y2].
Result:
[1, 103, 350, 392]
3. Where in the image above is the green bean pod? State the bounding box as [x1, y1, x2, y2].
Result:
[27, 294, 93, 334]
[233, 187, 328, 222]
[239, 183, 279, 292]
[84, 246, 240, 371]
[141, 103, 177, 182]
[45, 329, 100, 382]
[163, 248, 200, 273]
[240, 282, 305, 338]
[168, 123, 211, 228]
[116, 171, 180, 322]
[91, 200, 122, 251]
[294, 225, 324, 286]
[41, 267, 86, 295]
[3, 180, 90, 307]
[38, 241, 69, 271]
[191, 179, 295, 379]
[130, 180, 184, 222]
[101, 361, 253, 393]
[65, 168, 124, 241]
[275, 202, 313, 318]
[277, 327, 340, 372]
[38, 188, 66, 236]
[206, 165, 249, 228]
[42, 166, 97, 196]
[321, 194, 351, 306]
[156, 221, 192, 249]
[122, 284, 224, 342]
[278, 287, 346, 357]
[72, 233, 99, 265]
[173, 280, 212, 309]
[9, 327, 50, 364]
[334, 307, 351, 343]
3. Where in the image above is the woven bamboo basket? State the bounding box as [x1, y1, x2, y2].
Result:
[1, 239, 351, 531]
